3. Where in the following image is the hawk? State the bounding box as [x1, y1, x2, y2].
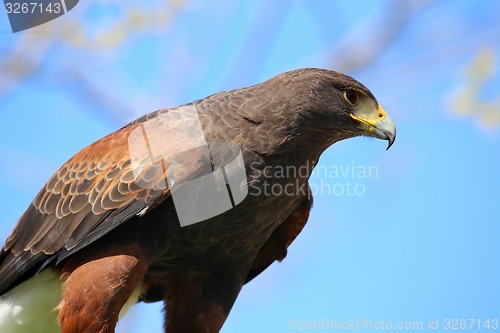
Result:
[0, 68, 395, 332]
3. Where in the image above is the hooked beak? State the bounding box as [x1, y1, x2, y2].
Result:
[349, 105, 396, 150]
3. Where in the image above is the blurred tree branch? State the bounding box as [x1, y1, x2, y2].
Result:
[449, 47, 500, 129]
[331, 0, 438, 73]
[0, 0, 186, 121]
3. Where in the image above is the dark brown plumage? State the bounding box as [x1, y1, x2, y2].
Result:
[0, 68, 395, 333]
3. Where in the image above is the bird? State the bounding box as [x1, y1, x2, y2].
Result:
[0, 68, 396, 333]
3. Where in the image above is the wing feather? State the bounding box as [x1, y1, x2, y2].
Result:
[0, 105, 210, 294]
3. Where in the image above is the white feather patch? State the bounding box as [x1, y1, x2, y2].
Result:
[0, 270, 61, 333]
[0, 270, 142, 333]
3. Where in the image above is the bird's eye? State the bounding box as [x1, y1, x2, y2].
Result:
[344, 90, 359, 106]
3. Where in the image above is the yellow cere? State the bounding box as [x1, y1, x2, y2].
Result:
[349, 103, 387, 129]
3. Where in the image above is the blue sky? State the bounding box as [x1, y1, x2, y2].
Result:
[1, 1, 499, 332]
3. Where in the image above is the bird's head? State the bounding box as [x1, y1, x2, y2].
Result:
[276, 68, 396, 151]
[342, 87, 396, 150]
